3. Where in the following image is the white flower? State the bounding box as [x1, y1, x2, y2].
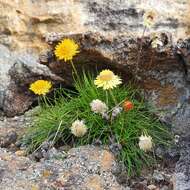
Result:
[71, 120, 87, 137]
[90, 99, 108, 114]
[174, 135, 180, 144]
[139, 134, 153, 152]
[143, 10, 157, 28]
[112, 106, 123, 117]
[151, 38, 163, 48]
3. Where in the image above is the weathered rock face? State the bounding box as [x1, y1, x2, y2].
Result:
[0, 1, 190, 132]
[0, 146, 125, 190]
[0, 0, 189, 53]
[173, 136, 190, 190]
[0, 45, 64, 116]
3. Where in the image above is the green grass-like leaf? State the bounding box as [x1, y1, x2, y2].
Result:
[23, 73, 172, 175]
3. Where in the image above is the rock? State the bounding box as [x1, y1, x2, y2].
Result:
[0, 145, 125, 190]
[173, 136, 190, 190]
[148, 184, 157, 190]
[0, 45, 64, 116]
[0, 0, 189, 53]
[0, 1, 189, 136]
[0, 131, 17, 148]
[161, 185, 169, 190]
[15, 150, 26, 157]
[0, 45, 15, 110]
[152, 170, 165, 183]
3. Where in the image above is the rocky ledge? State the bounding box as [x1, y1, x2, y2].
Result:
[0, 145, 125, 190]
[0, 112, 187, 190]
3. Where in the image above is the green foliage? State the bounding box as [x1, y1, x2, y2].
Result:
[24, 73, 172, 175]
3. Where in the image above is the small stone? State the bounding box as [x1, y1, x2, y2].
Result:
[31, 151, 43, 161]
[31, 185, 39, 190]
[0, 131, 17, 148]
[152, 170, 165, 182]
[148, 184, 157, 190]
[15, 150, 26, 157]
[42, 170, 52, 178]
[160, 185, 169, 190]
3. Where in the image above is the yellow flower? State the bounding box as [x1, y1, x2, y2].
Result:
[54, 39, 79, 61]
[143, 10, 157, 28]
[94, 69, 122, 90]
[29, 80, 52, 95]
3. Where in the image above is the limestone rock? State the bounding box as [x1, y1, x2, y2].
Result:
[0, 0, 189, 54]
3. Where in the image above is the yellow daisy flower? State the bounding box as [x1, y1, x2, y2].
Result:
[54, 39, 79, 62]
[94, 69, 122, 90]
[143, 10, 157, 28]
[29, 80, 52, 95]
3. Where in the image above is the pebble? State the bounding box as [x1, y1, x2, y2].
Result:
[15, 150, 26, 157]
[148, 184, 157, 190]
[152, 170, 165, 182]
[0, 131, 17, 148]
[160, 185, 169, 190]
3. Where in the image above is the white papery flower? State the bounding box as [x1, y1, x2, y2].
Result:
[90, 99, 108, 114]
[112, 106, 123, 117]
[139, 134, 153, 152]
[143, 10, 157, 28]
[151, 38, 163, 48]
[71, 120, 87, 137]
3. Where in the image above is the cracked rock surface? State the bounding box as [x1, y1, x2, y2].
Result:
[0, 145, 124, 190]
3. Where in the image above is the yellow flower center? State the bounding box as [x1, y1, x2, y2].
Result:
[99, 70, 114, 81]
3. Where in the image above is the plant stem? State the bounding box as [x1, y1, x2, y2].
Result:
[50, 120, 63, 148]
[109, 89, 117, 105]
[42, 95, 48, 107]
[106, 90, 109, 105]
[70, 60, 78, 78]
[136, 26, 147, 75]
[107, 98, 126, 114]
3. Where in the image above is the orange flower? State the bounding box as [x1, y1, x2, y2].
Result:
[123, 100, 134, 112]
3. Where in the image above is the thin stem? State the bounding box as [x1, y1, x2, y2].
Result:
[136, 26, 147, 75]
[109, 89, 117, 105]
[107, 98, 126, 114]
[42, 95, 48, 107]
[37, 96, 41, 107]
[50, 120, 63, 148]
[70, 60, 78, 77]
[106, 90, 109, 105]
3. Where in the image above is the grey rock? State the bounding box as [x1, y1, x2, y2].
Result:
[0, 145, 125, 190]
[0, 45, 64, 116]
[0, 0, 189, 137]
[0, 131, 17, 148]
[161, 185, 169, 190]
[152, 170, 165, 183]
[0, 45, 15, 109]
[174, 136, 190, 190]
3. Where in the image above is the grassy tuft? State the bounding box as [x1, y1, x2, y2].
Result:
[23, 72, 172, 175]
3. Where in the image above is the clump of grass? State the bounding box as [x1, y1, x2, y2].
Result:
[24, 73, 172, 175]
